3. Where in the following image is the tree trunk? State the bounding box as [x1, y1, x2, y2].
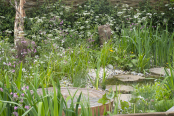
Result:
[13, 0, 26, 45]
[10, 0, 36, 61]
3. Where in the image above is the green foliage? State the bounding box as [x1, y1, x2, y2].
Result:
[132, 77, 174, 113]
[161, 66, 174, 98]
[0, 0, 174, 115]
[0, 3, 15, 43]
[112, 48, 137, 71]
[155, 98, 174, 112]
[139, 1, 174, 32]
[0, 77, 93, 116]
[98, 87, 116, 115]
[120, 100, 129, 111]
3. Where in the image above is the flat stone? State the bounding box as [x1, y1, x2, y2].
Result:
[118, 94, 132, 102]
[116, 94, 132, 106]
[167, 106, 174, 112]
[149, 67, 171, 76]
[106, 85, 133, 93]
[114, 75, 145, 82]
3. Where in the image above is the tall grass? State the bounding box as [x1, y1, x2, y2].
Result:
[117, 21, 174, 71]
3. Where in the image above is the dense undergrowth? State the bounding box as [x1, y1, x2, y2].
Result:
[0, 0, 174, 115]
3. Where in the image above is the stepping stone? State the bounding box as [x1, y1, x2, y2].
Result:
[106, 85, 134, 93]
[117, 94, 132, 106]
[149, 67, 171, 76]
[114, 75, 145, 82]
[118, 94, 132, 102]
[167, 106, 174, 112]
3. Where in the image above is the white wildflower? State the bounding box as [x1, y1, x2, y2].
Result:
[55, 37, 60, 39]
[32, 35, 36, 38]
[60, 12, 63, 15]
[146, 13, 152, 16]
[122, 4, 129, 8]
[47, 34, 53, 37]
[161, 13, 165, 15]
[37, 19, 43, 23]
[165, 4, 169, 6]
[29, 18, 33, 21]
[80, 26, 85, 30]
[0, 16, 5, 18]
[117, 12, 124, 16]
[22, 68, 26, 72]
[163, 19, 167, 23]
[141, 17, 146, 21]
[83, 12, 90, 16]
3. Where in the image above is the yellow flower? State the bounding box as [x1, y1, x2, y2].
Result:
[131, 52, 133, 54]
[109, 49, 114, 52]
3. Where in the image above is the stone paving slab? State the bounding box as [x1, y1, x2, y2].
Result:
[167, 106, 174, 112]
[118, 94, 132, 102]
[31, 87, 113, 108]
[114, 75, 145, 82]
[149, 67, 171, 76]
[106, 85, 134, 93]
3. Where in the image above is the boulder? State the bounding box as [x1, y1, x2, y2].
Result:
[98, 24, 112, 46]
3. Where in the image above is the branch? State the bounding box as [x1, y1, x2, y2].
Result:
[9, 0, 22, 18]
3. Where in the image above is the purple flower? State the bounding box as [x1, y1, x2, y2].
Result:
[21, 93, 24, 97]
[10, 92, 13, 95]
[32, 41, 35, 45]
[0, 88, 3, 92]
[25, 105, 30, 110]
[9, 62, 12, 66]
[22, 86, 25, 90]
[27, 49, 31, 53]
[14, 64, 15, 68]
[60, 20, 63, 25]
[150, 99, 154, 102]
[21, 41, 26, 43]
[26, 86, 29, 90]
[20, 98, 23, 103]
[14, 106, 18, 110]
[13, 112, 18, 116]
[12, 70, 15, 73]
[34, 49, 37, 53]
[13, 93, 18, 98]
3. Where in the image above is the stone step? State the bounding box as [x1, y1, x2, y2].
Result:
[113, 75, 145, 82]
[106, 85, 134, 94]
[149, 67, 172, 76]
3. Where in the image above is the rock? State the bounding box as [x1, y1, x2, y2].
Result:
[114, 75, 145, 82]
[117, 94, 132, 106]
[166, 106, 174, 112]
[107, 64, 114, 70]
[106, 85, 133, 93]
[98, 24, 112, 46]
[149, 67, 171, 76]
[131, 71, 138, 75]
[137, 73, 144, 77]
